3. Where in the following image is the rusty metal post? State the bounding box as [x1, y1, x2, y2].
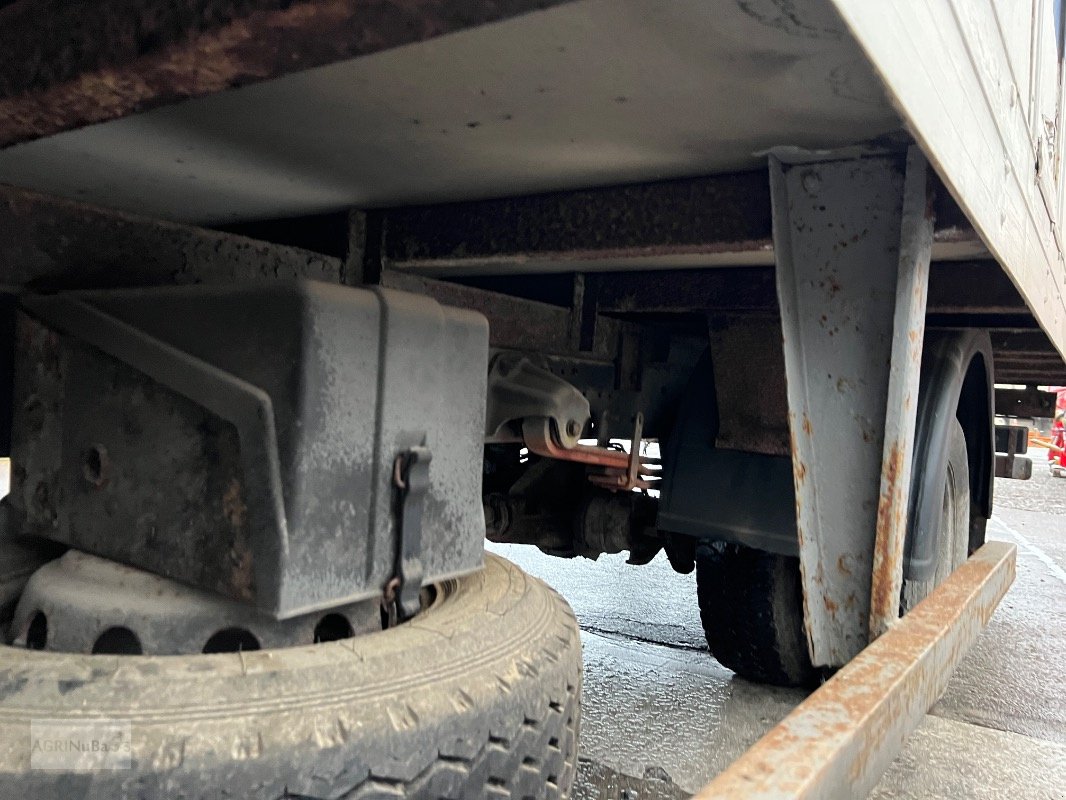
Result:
[770, 149, 931, 667]
[869, 148, 935, 638]
[694, 541, 1016, 800]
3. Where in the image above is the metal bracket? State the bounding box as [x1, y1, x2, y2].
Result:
[771, 147, 934, 665]
[390, 445, 432, 621]
[521, 413, 656, 491]
[485, 353, 591, 447]
[994, 423, 1032, 480]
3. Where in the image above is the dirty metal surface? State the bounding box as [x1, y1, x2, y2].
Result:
[0, 184, 341, 289]
[868, 148, 935, 640]
[771, 152, 910, 667]
[0, 0, 576, 148]
[994, 453, 1032, 480]
[10, 283, 489, 619]
[592, 261, 1034, 319]
[988, 330, 1066, 355]
[381, 270, 621, 359]
[0, 0, 905, 225]
[485, 353, 591, 445]
[995, 386, 1057, 418]
[0, 182, 1037, 344]
[994, 366, 1066, 384]
[384, 170, 775, 271]
[694, 540, 1017, 800]
[11, 311, 264, 606]
[707, 318, 791, 456]
[383, 171, 983, 275]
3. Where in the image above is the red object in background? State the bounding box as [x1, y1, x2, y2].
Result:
[1055, 386, 1066, 414]
[1051, 387, 1066, 468]
[1053, 418, 1066, 467]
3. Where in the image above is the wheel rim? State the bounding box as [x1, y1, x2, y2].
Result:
[7, 549, 440, 655]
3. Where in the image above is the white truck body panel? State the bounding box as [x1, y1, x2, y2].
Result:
[830, 0, 1066, 358]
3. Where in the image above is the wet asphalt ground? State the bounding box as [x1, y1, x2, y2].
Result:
[489, 448, 1066, 798]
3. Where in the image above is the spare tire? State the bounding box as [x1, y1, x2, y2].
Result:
[0, 553, 581, 799]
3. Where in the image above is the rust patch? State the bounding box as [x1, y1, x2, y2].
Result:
[801, 413, 813, 436]
[695, 544, 1015, 799]
[788, 423, 807, 485]
[222, 477, 255, 601]
[222, 477, 247, 530]
[870, 442, 905, 627]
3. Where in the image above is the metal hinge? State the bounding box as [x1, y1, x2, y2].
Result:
[384, 444, 432, 625]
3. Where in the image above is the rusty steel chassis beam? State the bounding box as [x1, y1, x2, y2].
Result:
[995, 385, 1058, 418]
[374, 165, 1063, 387]
[0, 183, 609, 356]
[697, 541, 1016, 799]
[2, 176, 1061, 408]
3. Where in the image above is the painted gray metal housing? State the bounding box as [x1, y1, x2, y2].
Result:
[8, 281, 489, 619]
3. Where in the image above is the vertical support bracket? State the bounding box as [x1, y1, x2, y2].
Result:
[770, 147, 934, 666]
[869, 150, 935, 638]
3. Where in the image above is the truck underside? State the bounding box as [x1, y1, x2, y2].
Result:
[0, 0, 1055, 797]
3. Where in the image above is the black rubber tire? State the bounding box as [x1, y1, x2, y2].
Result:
[696, 419, 972, 688]
[695, 543, 819, 688]
[901, 418, 970, 611]
[0, 553, 582, 799]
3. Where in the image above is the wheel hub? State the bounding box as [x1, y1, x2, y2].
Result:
[9, 550, 383, 655]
